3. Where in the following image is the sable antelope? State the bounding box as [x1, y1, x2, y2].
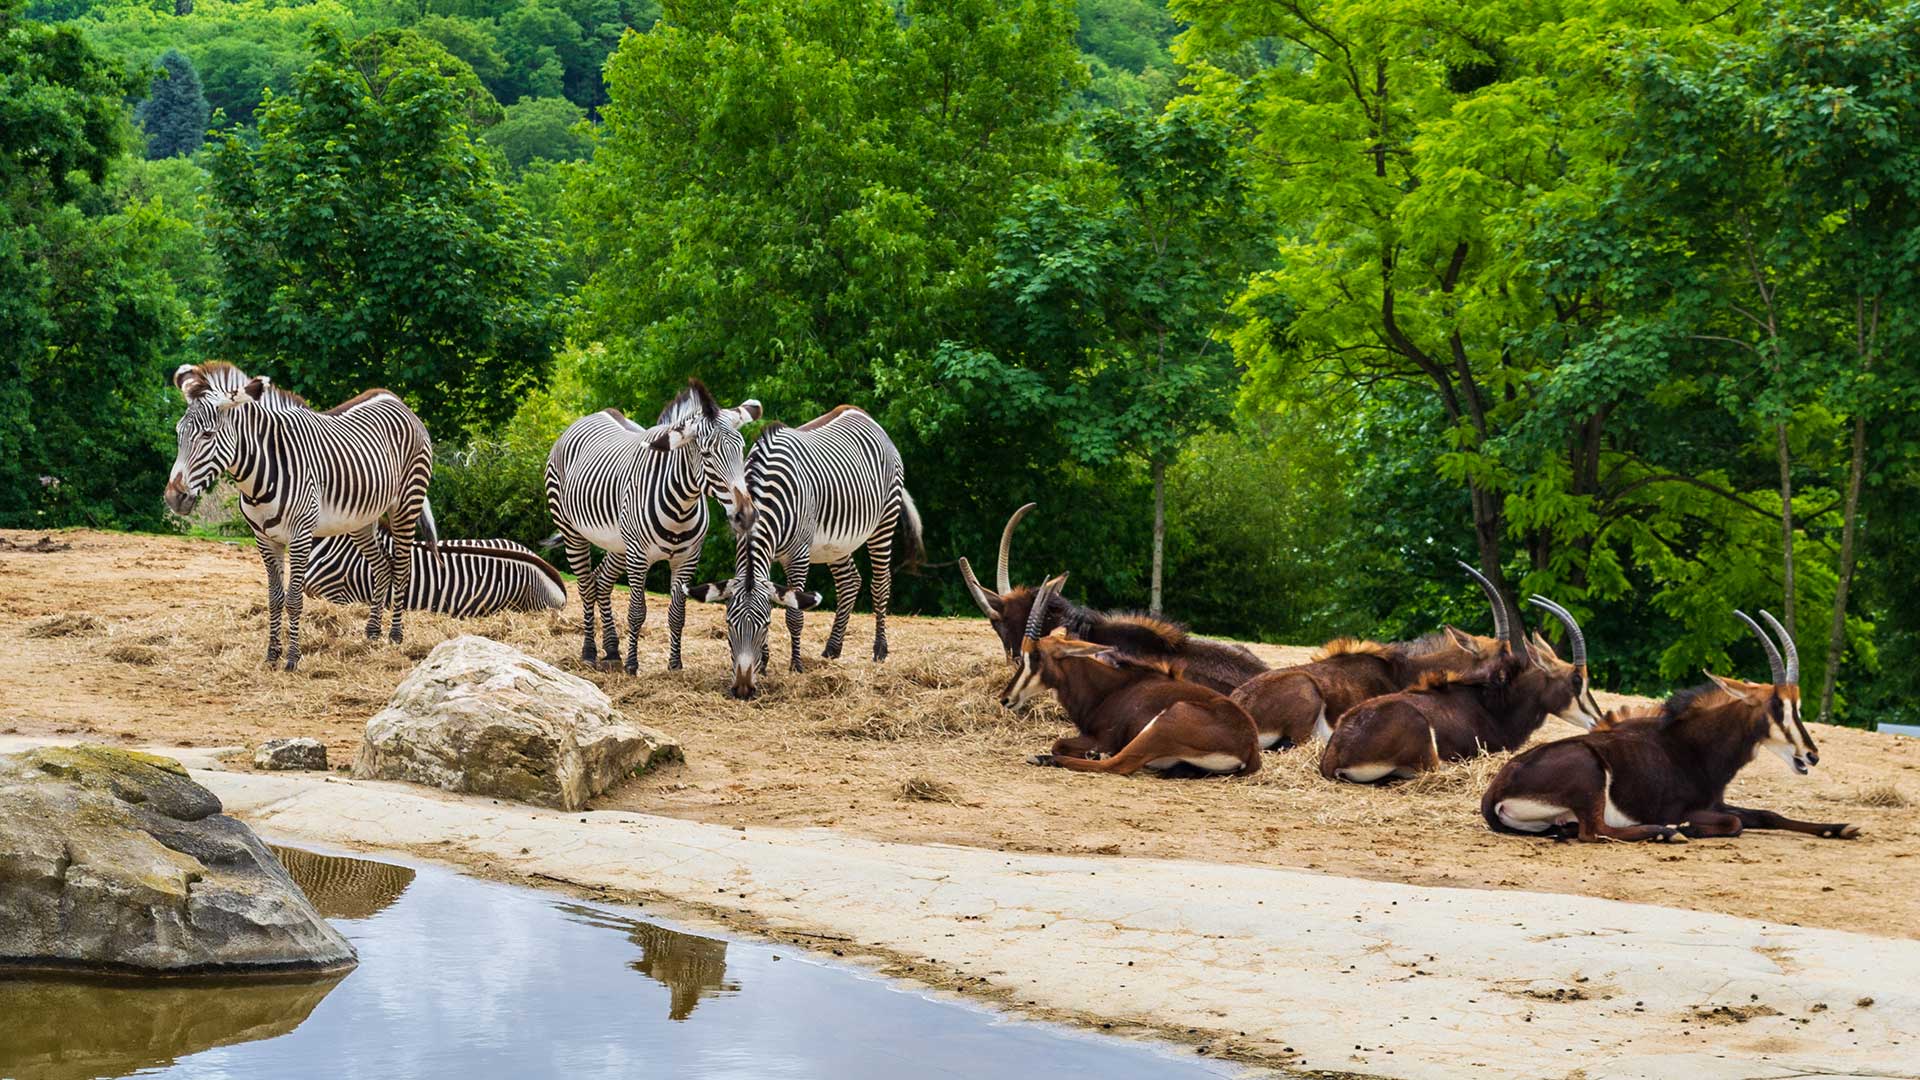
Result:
[957, 504, 1267, 693]
[1230, 563, 1506, 748]
[1319, 583, 1603, 784]
[1483, 611, 1858, 842]
[1001, 577, 1262, 778]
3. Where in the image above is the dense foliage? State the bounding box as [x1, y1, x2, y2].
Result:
[7, 0, 1918, 726]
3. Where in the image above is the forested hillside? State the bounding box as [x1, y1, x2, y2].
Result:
[4, 0, 1915, 726]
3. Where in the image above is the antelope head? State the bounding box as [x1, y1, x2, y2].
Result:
[960, 503, 1045, 661]
[998, 572, 1069, 710]
[1708, 610, 1817, 775]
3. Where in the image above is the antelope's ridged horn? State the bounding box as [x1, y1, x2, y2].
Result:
[1026, 572, 1066, 641]
[997, 502, 1036, 594]
[1528, 595, 1587, 669]
[1758, 609, 1798, 685]
[1457, 560, 1510, 644]
[1734, 610, 1786, 685]
[957, 557, 999, 619]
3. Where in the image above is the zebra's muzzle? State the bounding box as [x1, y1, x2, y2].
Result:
[164, 480, 199, 515]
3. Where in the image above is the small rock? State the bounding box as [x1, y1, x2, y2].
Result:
[254, 737, 328, 772]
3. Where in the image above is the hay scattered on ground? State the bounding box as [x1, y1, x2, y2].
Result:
[1855, 783, 1908, 808]
[104, 643, 159, 666]
[24, 613, 101, 639]
[899, 776, 967, 804]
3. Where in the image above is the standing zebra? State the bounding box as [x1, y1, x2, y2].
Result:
[308, 534, 566, 616]
[165, 363, 436, 670]
[545, 380, 760, 673]
[689, 405, 921, 699]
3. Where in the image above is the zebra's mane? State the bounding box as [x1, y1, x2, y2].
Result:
[658, 378, 720, 425]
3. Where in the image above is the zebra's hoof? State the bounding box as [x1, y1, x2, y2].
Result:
[364, 625, 381, 642]
[623, 659, 639, 677]
[667, 659, 683, 671]
[789, 659, 805, 674]
[820, 644, 842, 661]
[264, 648, 281, 666]
[872, 644, 889, 663]
[388, 629, 403, 645]
[283, 653, 301, 672]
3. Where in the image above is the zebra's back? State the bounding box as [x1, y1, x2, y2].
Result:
[307, 535, 566, 615]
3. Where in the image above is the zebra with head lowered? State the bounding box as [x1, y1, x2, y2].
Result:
[690, 405, 922, 699]
[307, 534, 566, 616]
[545, 379, 760, 673]
[164, 362, 437, 670]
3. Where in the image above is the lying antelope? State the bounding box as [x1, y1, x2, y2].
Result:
[1231, 563, 1508, 748]
[1319, 583, 1602, 783]
[958, 503, 1267, 693]
[1483, 610, 1858, 842]
[1001, 576, 1261, 778]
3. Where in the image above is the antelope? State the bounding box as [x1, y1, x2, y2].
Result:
[1001, 576, 1262, 777]
[958, 504, 1267, 693]
[1319, 586, 1603, 784]
[1230, 562, 1505, 747]
[1483, 610, 1859, 842]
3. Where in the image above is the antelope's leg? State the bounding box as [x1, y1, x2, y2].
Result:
[1047, 733, 1102, 760]
[1030, 704, 1249, 777]
[822, 559, 860, 660]
[254, 533, 287, 665]
[1574, 781, 1684, 843]
[1678, 809, 1744, 839]
[1722, 804, 1860, 839]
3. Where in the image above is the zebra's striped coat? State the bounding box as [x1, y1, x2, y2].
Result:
[691, 405, 921, 698]
[544, 381, 759, 673]
[308, 534, 566, 616]
[166, 364, 436, 670]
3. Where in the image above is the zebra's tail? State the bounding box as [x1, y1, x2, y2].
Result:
[897, 485, 924, 570]
[417, 498, 440, 555]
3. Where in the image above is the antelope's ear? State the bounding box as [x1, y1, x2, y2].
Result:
[1045, 626, 1068, 640]
[777, 587, 821, 611]
[1443, 625, 1477, 652]
[727, 399, 762, 426]
[650, 420, 694, 452]
[1704, 670, 1757, 702]
[1529, 630, 1554, 657]
[1089, 649, 1127, 668]
[687, 580, 732, 603]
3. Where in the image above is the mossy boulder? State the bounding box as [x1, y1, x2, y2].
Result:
[0, 745, 355, 977]
[353, 635, 681, 811]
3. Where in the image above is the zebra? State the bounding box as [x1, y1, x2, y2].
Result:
[165, 362, 437, 671]
[688, 405, 922, 699]
[307, 533, 566, 616]
[545, 379, 760, 673]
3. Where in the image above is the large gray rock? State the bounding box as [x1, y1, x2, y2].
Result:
[353, 636, 681, 810]
[0, 745, 355, 976]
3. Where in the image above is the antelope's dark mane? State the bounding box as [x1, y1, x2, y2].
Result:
[1410, 653, 1521, 693]
[659, 378, 720, 424]
[1658, 683, 1737, 730]
[1317, 637, 1390, 660]
[1098, 613, 1189, 655]
[1402, 630, 1467, 657]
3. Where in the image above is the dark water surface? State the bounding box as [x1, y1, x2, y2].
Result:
[1, 847, 1236, 1080]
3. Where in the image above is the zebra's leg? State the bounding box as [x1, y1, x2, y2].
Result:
[284, 530, 313, 671]
[562, 536, 599, 665]
[867, 504, 902, 663]
[784, 551, 811, 673]
[598, 551, 625, 671]
[622, 544, 650, 676]
[666, 554, 698, 671]
[822, 559, 861, 660]
[254, 534, 287, 666]
[387, 516, 417, 644]
[346, 526, 388, 641]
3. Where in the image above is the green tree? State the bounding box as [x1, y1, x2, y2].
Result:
[137, 48, 210, 159]
[484, 94, 589, 171]
[206, 24, 562, 436]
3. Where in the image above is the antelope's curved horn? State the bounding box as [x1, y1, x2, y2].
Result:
[997, 502, 1036, 594]
[1457, 560, 1510, 644]
[1027, 572, 1067, 641]
[1528, 596, 1587, 670]
[1758, 610, 1798, 685]
[957, 557, 999, 620]
[1734, 610, 1786, 685]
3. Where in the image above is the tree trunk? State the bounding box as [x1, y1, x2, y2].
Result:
[1818, 414, 1866, 723]
[1775, 421, 1796, 636]
[1150, 459, 1166, 617]
[174, 0, 193, 13]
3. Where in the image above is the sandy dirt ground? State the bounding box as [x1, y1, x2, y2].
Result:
[3, 528, 1917, 942]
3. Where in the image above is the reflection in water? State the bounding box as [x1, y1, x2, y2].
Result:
[0, 973, 345, 1080]
[0, 848, 1235, 1080]
[557, 903, 739, 1020]
[271, 845, 416, 920]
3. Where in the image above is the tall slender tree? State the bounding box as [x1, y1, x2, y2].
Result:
[138, 49, 210, 159]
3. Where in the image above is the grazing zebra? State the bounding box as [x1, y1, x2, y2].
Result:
[165, 363, 436, 671]
[689, 405, 921, 699]
[545, 379, 760, 673]
[308, 533, 566, 616]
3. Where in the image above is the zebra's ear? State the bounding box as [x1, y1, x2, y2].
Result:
[172, 364, 197, 391]
[687, 580, 732, 603]
[650, 421, 693, 452]
[726, 400, 762, 426]
[777, 587, 822, 611]
[230, 376, 271, 407]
